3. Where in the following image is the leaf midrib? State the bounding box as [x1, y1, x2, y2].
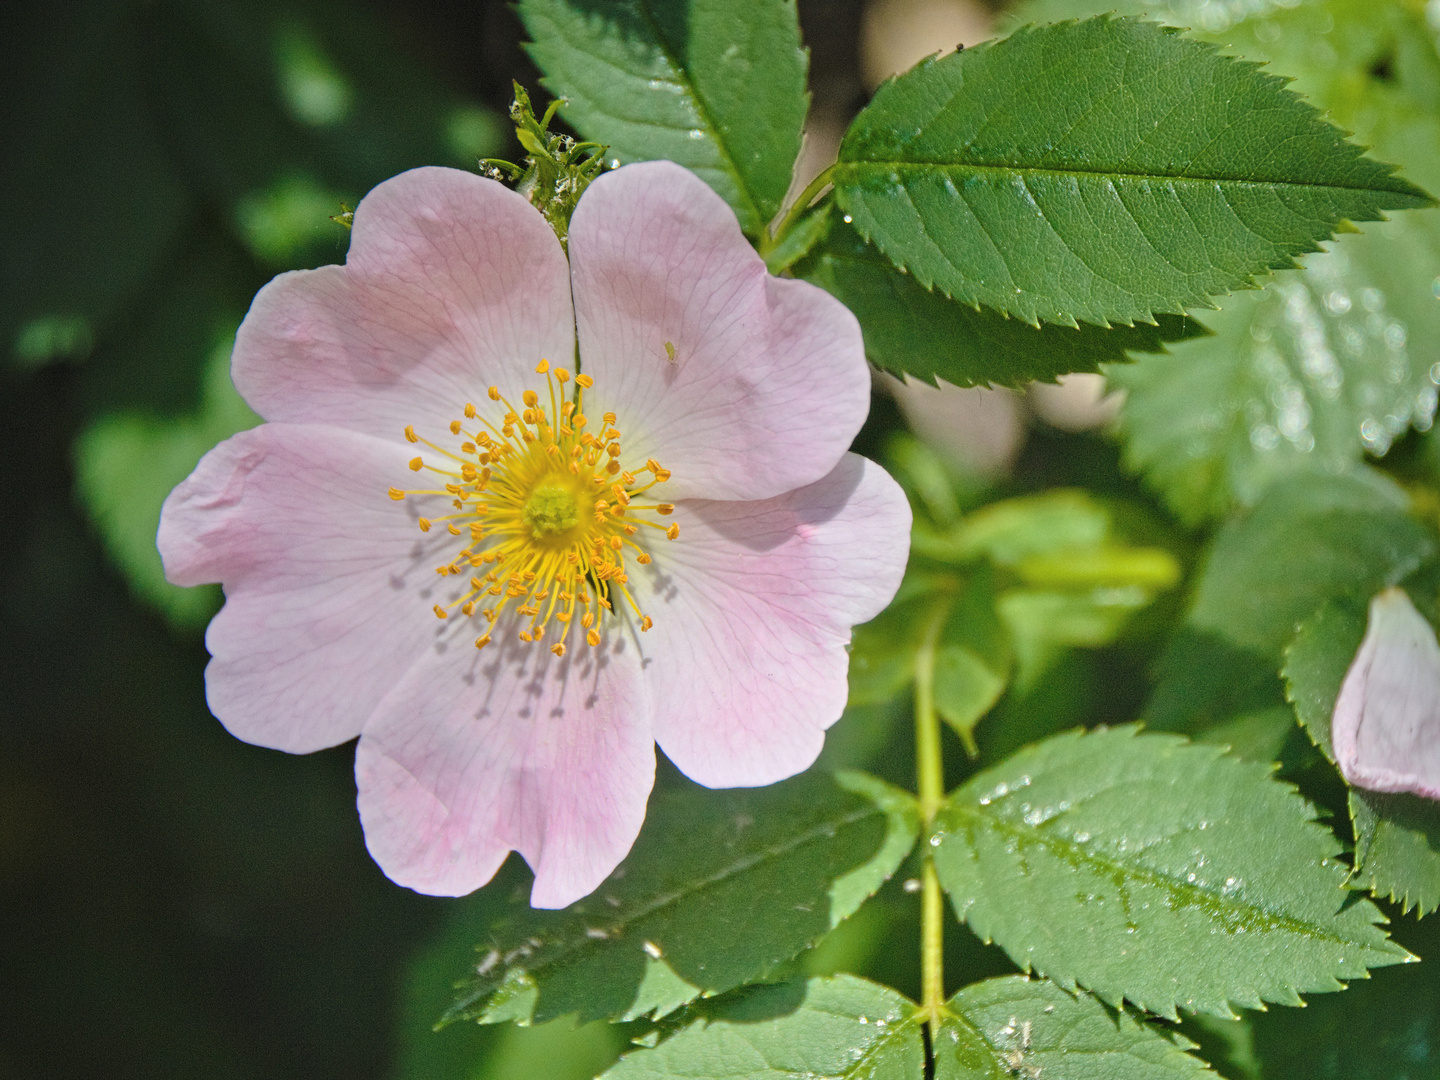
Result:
[834, 159, 1417, 200]
[944, 800, 1374, 949]
[546, 0, 763, 227]
[633, 0, 762, 226]
[454, 800, 889, 1013]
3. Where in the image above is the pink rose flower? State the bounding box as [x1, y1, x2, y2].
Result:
[1332, 587, 1440, 801]
[157, 161, 911, 908]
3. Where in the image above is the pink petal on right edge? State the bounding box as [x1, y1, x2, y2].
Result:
[569, 161, 870, 503]
[355, 636, 655, 908]
[158, 422, 458, 754]
[633, 454, 911, 789]
[1333, 587, 1440, 800]
[233, 167, 574, 443]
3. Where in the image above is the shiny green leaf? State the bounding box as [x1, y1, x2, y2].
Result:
[931, 726, 1409, 1019]
[1018, 0, 1440, 523]
[520, 0, 808, 235]
[833, 17, 1430, 328]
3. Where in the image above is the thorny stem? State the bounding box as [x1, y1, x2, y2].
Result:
[914, 618, 947, 1028]
[760, 165, 834, 256]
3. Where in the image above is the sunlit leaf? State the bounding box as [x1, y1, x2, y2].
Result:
[931, 726, 1409, 1019]
[833, 17, 1430, 329]
[520, 0, 808, 235]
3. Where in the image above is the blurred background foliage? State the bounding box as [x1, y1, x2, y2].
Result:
[5, 0, 1440, 1077]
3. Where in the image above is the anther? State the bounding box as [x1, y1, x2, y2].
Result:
[522, 390, 539, 408]
[475, 635, 491, 650]
[405, 425, 418, 443]
[637, 553, 652, 564]
[389, 487, 405, 500]
[461, 602, 475, 616]
[587, 629, 601, 647]
[418, 518, 431, 532]
[555, 370, 570, 384]
[641, 616, 653, 631]
[409, 457, 424, 471]
[603, 412, 617, 425]
[666, 523, 680, 540]
[487, 386, 500, 400]
[449, 420, 462, 435]
[658, 504, 675, 515]
[576, 374, 594, 388]
[433, 604, 448, 619]
[551, 643, 566, 657]
[519, 631, 533, 642]
[581, 612, 594, 629]
[464, 403, 476, 418]
[535, 358, 550, 374]
[448, 524, 462, 535]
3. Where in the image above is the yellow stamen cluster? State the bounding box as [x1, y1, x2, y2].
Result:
[390, 360, 677, 654]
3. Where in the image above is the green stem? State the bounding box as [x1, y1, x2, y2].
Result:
[914, 621, 946, 1025]
[760, 165, 834, 256]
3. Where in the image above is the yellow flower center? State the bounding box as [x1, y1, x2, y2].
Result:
[388, 360, 676, 656]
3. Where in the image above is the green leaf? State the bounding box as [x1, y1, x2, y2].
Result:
[1284, 600, 1440, 915]
[1187, 472, 1433, 657]
[603, 976, 924, 1079]
[832, 17, 1431, 329]
[1351, 790, 1440, 918]
[797, 220, 1206, 389]
[931, 726, 1409, 1019]
[936, 976, 1215, 1079]
[1110, 222, 1440, 526]
[74, 334, 259, 629]
[1017, 0, 1440, 524]
[444, 772, 919, 1027]
[519, 0, 808, 235]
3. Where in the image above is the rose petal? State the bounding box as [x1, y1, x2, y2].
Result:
[1333, 587, 1440, 800]
[569, 161, 870, 503]
[233, 167, 574, 440]
[356, 640, 653, 906]
[159, 423, 455, 753]
[629, 453, 910, 787]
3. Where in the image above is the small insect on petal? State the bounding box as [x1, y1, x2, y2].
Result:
[1332, 587, 1440, 801]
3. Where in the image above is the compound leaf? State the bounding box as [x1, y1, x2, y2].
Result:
[931, 726, 1409, 1019]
